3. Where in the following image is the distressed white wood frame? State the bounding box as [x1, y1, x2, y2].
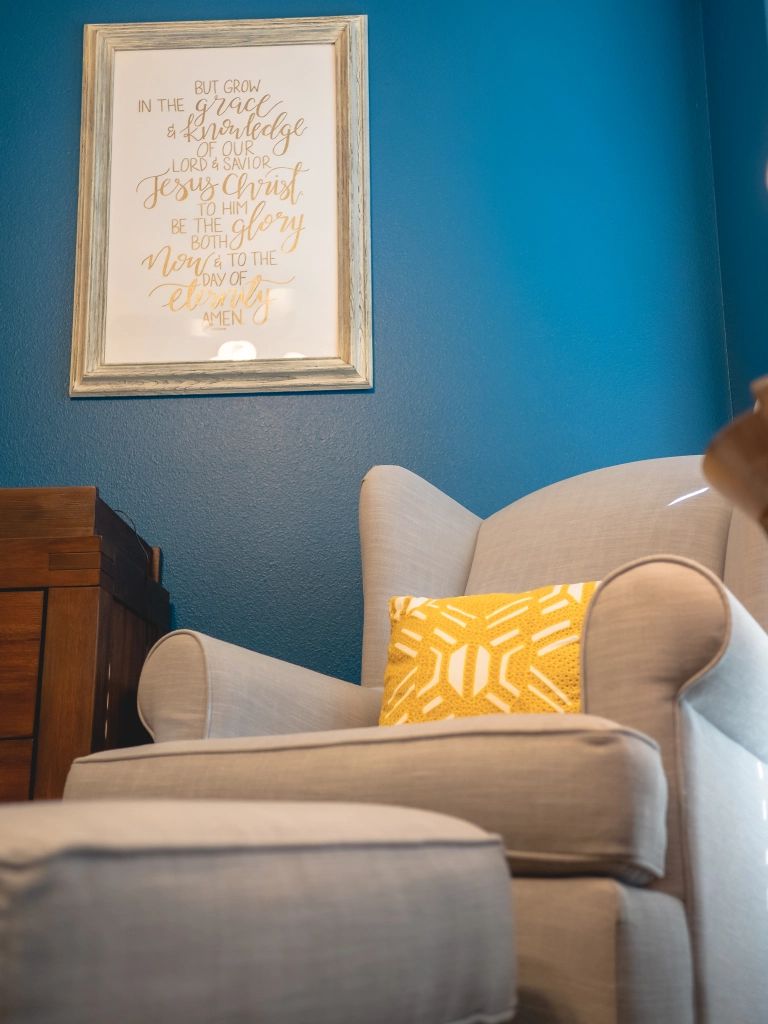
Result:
[70, 16, 371, 397]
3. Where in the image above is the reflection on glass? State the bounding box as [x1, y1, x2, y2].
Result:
[210, 341, 257, 361]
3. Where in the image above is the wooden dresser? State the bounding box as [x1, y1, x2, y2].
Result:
[0, 487, 170, 800]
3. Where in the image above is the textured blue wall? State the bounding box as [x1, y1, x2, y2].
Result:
[701, 0, 768, 413]
[0, 0, 730, 682]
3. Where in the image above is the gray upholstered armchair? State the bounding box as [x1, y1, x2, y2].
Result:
[65, 456, 768, 1024]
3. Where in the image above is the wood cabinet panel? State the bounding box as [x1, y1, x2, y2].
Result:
[34, 587, 101, 800]
[0, 738, 34, 801]
[0, 487, 170, 800]
[100, 600, 157, 751]
[0, 537, 105, 589]
[0, 591, 43, 738]
[48, 551, 102, 570]
[0, 487, 98, 539]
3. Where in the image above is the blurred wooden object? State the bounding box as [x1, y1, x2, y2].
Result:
[703, 375, 768, 531]
[0, 488, 170, 800]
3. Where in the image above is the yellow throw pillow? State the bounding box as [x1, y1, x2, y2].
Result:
[379, 583, 599, 726]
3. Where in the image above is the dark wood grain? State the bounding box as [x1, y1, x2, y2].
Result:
[111, 550, 170, 631]
[34, 587, 102, 799]
[0, 536, 105, 588]
[0, 487, 97, 539]
[0, 591, 44, 738]
[150, 546, 162, 584]
[0, 739, 34, 801]
[95, 497, 156, 575]
[94, 599, 156, 752]
[0, 532, 171, 626]
[48, 551, 102, 570]
[0, 486, 170, 799]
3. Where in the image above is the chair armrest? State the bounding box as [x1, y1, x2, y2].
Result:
[679, 580, 768, 762]
[138, 630, 383, 743]
[581, 554, 768, 902]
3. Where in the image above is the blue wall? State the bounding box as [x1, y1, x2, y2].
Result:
[701, 0, 768, 413]
[0, 0, 730, 683]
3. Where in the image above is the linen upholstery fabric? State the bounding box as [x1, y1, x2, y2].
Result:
[65, 714, 667, 884]
[103, 456, 768, 1024]
[680, 711, 768, 1024]
[678, 592, 768, 1024]
[360, 465, 482, 688]
[465, 455, 732, 597]
[580, 556, 729, 904]
[512, 878, 693, 1024]
[138, 630, 383, 742]
[381, 586, 598, 724]
[582, 554, 768, 1024]
[0, 800, 516, 1024]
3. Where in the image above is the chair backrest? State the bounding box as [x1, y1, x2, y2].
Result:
[359, 456, 768, 688]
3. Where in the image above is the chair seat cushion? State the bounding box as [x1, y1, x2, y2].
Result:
[65, 714, 667, 885]
[0, 800, 515, 1024]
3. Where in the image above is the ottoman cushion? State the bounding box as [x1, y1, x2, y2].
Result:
[0, 800, 515, 1024]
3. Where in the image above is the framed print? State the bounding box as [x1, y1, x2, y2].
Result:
[70, 17, 371, 396]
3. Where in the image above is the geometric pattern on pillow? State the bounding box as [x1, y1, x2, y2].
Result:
[379, 583, 599, 726]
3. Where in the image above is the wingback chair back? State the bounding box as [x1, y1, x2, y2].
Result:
[359, 455, 768, 690]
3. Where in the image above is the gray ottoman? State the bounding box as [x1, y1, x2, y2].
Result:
[0, 800, 516, 1024]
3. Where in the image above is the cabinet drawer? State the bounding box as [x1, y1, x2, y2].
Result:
[0, 591, 44, 737]
[0, 738, 33, 801]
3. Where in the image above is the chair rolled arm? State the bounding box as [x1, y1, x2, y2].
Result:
[582, 555, 768, 760]
[679, 577, 768, 763]
[581, 554, 768, 902]
[581, 556, 727, 738]
[138, 630, 383, 743]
